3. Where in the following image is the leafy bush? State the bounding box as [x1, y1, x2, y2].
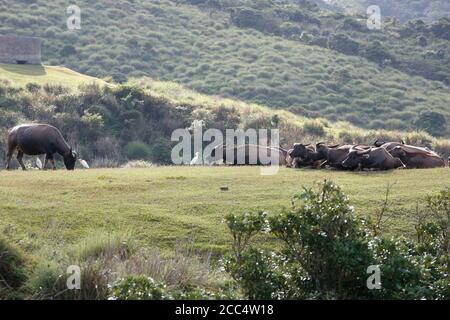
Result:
[224, 181, 450, 300]
[126, 141, 151, 160]
[414, 110, 447, 137]
[0, 238, 28, 299]
[110, 276, 169, 300]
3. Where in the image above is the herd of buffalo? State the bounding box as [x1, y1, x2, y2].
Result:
[3, 123, 449, 171]
[284, 140, 447, 170]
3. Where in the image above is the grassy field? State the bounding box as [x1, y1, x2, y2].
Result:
[0, 64, 107, 88]
[0, 167, 448, 258]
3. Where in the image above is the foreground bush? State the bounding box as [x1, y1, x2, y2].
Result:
[110, 276, 168, 300]
[225, 181, 449, 300]
[0, 238, 28, 299]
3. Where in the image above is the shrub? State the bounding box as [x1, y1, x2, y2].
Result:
[25, 82, 41, 93]
[28, 261, 109, 300]
[414, 110, 448, 137]
[224, 181, 450, 300]
[0, 238, 28, 299]
[147, 137, 173, 164]
[126, 141, 151, 160]
[110, 276, 169, 300]
[302, 119, 325, 137]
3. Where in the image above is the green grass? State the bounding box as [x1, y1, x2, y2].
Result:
[0, 167, 448, 257]
[0, 64, 107, 88]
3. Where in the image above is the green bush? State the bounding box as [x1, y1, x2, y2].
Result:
[302, 120, 326, 137]
[110, 276, 169, 300]
[224, 181, 450, 300]
[414, 110, 447, 137]
[0, 238, 28, 299]
[126, 141, 151, 160]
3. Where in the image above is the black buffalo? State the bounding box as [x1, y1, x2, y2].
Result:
[6, 124, 77, 170]
[290, 143, 370, 169]
[342, 147, 405, 171]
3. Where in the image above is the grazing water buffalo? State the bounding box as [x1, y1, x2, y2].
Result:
[208, 144, 286, 166]
[342, 147, 405, 171]
[388, 145, 445, 169]
[6, 124, 77, 170]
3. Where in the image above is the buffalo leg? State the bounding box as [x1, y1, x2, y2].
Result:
[16, 150, 26, 170]
[5, 149, 13, 170]
[43, 155, 49, 170]
[45, 154, 56, 170]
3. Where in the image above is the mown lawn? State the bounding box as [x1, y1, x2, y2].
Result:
[0, 167, 448, 256]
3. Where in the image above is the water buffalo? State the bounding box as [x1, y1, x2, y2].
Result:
[207, 144, 286, 166]
[6, 124, 77, 170]
[288, 143, 326, 168]
[388, 145, 445, 169]
[342, 147, 405, 171]
[290, 143, 371, 169]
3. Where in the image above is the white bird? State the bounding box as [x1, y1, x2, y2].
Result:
[79, 159, 90, 169]
[190, 152, 203, 166]
[36, 157, 43, 170]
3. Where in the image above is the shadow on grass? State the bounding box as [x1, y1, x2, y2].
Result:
[0, 63, 46, 76]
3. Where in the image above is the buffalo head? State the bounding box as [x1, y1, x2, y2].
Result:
[342, 147, 371, 170]
[289, 143, 311, 159]
[63, 149, 77, 170]
[389, 146, 407, 162]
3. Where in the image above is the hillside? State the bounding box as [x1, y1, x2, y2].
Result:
[324, 0, 450, 22]
[0, 0, 449, 136]
[1, 65, 449, 170]
[0, 64, 107, 88]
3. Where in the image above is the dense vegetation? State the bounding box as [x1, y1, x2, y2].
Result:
[224, 181, 449, 299]
[1, 75, 449, 168]
[1, 0, 449, 134]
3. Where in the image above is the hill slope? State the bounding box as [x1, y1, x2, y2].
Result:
[0, 64, 106, 88]
[1, 65, 449, 170]
[0, 0, 449, 136]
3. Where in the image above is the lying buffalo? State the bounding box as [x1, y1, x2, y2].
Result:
[207, 144, 287, 166]
[342, 147, 405, 171]
[287, 144, 323, 168]
[388, 145, 445, 169]
[290, 143, 370, 169]
[6, 124, 77, 170]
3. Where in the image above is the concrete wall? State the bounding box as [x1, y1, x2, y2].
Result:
[0, 35, 42, 64]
